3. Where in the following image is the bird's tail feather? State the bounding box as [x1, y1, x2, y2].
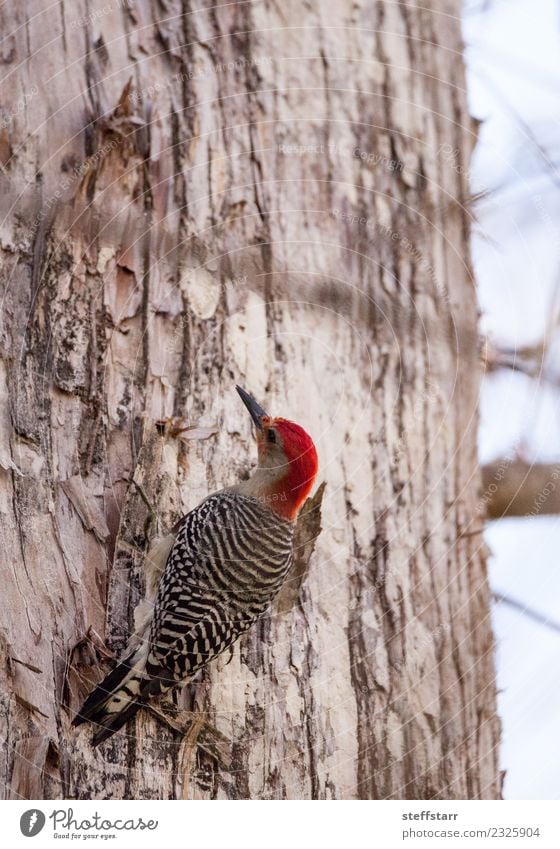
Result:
[72, 646, 148, 746]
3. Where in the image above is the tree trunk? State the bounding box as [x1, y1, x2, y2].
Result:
[0, 0, 500, 799]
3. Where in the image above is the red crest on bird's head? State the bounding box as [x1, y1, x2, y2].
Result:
[257, 417, 318, 520]
[236, 386, 318, 520]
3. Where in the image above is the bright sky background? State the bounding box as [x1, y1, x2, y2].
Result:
[464, 0, 560, 799]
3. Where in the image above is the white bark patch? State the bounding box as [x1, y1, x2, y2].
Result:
[226, 291, 269, 393]
[181, 267, 221, 319]
[97, 247, 114, 274]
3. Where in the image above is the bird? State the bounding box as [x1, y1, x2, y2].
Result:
[73, 385, 318, 745]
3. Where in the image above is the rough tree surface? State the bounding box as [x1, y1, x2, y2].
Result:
[0, 0, 500, 799]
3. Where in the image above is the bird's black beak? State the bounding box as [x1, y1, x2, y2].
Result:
[236, 385, 268, 432]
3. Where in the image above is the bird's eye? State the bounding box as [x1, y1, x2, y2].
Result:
[267, 428, 276, 444]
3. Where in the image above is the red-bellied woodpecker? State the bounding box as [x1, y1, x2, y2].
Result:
[73, 386, 318, 745]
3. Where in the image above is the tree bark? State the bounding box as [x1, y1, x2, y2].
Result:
[0, 0, 500, 799]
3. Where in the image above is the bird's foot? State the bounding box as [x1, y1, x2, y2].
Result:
[72, 627, 115, 664]
[144, 703, 232, 768]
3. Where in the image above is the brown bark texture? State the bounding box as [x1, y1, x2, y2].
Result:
[0, 0, 500, 799]
[483, 461, 560, 519]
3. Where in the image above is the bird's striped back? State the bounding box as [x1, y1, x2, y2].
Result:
[188, 491, 294, 610]
[145, 491, 294, 685]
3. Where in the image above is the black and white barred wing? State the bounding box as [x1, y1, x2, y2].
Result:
[144, 492, 294, 691]
[73, 491, 293, 744]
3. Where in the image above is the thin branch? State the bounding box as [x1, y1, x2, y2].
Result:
[482, 460, 560, 519]
[493, 592, 560, 635]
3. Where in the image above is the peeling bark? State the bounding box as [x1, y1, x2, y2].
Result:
[0, 0, 499, 799]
